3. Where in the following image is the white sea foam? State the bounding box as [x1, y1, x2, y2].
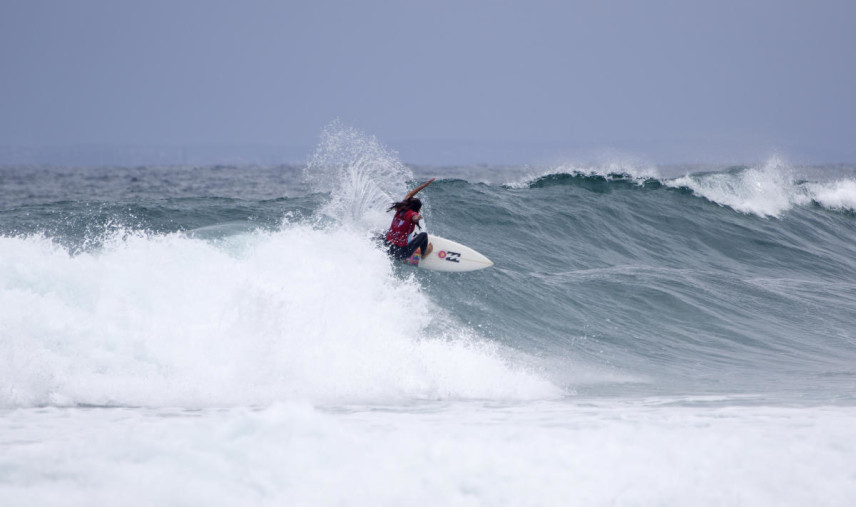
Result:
[2, 402, 854, 506]
[0, 226, 558, 408]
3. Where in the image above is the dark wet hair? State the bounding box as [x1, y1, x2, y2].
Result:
[387, 197, 422, 214]
[387, 197, 423, 230]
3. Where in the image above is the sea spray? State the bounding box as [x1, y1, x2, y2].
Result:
[305, 121, 414, 229]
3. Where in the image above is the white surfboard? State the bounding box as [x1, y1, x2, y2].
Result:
[402, 235, 493, 272]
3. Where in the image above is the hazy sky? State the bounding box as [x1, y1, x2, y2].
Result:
[1, 0, 854, 164]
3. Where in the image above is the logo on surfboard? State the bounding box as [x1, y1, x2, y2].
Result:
[438, 251, 460, 263]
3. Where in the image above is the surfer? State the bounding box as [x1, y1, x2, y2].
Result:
[384, 178, 435, 260]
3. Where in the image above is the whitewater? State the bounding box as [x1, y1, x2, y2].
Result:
[2, 126, 856, 505]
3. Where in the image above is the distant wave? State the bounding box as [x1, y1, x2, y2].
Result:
[507, 158, 856, 217]
[518, 172, 662, 192]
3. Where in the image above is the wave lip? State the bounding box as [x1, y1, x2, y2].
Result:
[505, 161, 660, 190]
[664, 159, 808, 217]
[805, 179, 856, 212]
[663, 158, 856, 217]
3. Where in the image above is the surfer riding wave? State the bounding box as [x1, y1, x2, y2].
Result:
[384, 178, 435, 260]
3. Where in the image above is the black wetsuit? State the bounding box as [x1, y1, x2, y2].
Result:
[385, 232, 429, 260]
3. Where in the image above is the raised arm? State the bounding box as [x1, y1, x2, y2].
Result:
[403, 178, 436, 200]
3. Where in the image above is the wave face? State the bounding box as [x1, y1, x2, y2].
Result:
[2, 135, 856, 407]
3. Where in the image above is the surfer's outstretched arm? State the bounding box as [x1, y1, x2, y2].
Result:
[404, 178, 435, 200]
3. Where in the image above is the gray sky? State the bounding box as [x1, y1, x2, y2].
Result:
[1, 0, 854, 165]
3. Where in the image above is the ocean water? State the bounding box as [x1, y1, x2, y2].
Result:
[2, 128, 856, 505]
